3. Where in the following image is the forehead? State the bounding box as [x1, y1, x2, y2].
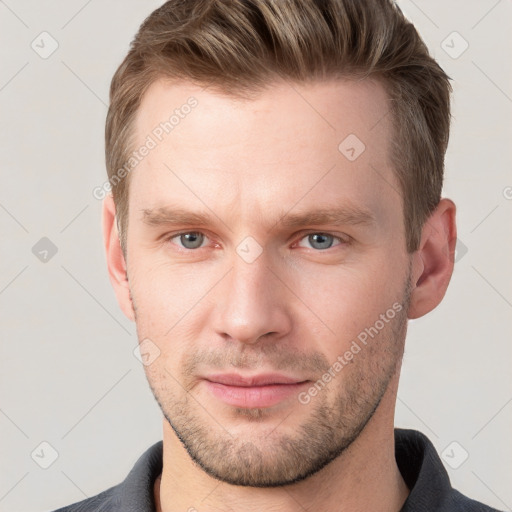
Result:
[134, 77, 391, 149]
[129, 77, 399, 231]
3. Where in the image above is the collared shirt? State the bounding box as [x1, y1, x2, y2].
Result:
[52, 428, 503, 511]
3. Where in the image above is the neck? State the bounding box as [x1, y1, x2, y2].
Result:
[155, 375, 409, 512]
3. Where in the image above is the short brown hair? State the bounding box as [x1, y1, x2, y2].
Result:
[105, 0, 451, 254]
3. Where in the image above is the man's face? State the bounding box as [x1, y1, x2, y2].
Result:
[124, 78, 412, 486]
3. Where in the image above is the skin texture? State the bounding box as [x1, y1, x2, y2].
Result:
[103, 78, 457, 512]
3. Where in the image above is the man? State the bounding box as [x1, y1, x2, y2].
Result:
[54, 0, 501, 511]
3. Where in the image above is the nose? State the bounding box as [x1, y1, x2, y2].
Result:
[212, 252, 293, 346]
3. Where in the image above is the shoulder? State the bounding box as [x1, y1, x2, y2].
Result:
[441, 489, 505, 512]
[395, 429, 504, 512]
[49, 485, 118, 512]
[49, 441, 162, 512]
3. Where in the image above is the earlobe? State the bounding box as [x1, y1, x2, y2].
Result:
[407, 198, 457, 319]
[102, 194, 135, 322]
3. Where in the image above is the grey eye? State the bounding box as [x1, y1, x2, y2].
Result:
[306, 233, 335, 250]
[177, 232, 205, 249]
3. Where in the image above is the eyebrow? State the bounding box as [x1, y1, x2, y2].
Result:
[277, 206, 376, 229]
[141, 205, 376, 230]
[142, 207, 214, 227]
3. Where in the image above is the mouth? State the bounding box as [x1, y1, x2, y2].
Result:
[202, 373, 310, 408]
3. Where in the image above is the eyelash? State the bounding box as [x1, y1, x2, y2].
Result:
[165, 231, 350, 252]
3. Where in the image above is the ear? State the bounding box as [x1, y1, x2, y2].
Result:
[102, 194, 135, 322]
[408, 198, 457, 319]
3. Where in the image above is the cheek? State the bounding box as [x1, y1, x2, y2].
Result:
[129, 257, 216, 333]
[129, 260, 219, 378]
[142, 358, 180, 404]
[290, 258, 405, 348]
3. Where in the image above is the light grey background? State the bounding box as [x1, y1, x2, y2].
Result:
[1, 1, 511, 511]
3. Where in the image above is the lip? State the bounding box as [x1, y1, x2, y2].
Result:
[203, 373, 310, 408]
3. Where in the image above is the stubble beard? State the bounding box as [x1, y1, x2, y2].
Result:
[138, 272, 412, 487]
[143, 308, 407, 487]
